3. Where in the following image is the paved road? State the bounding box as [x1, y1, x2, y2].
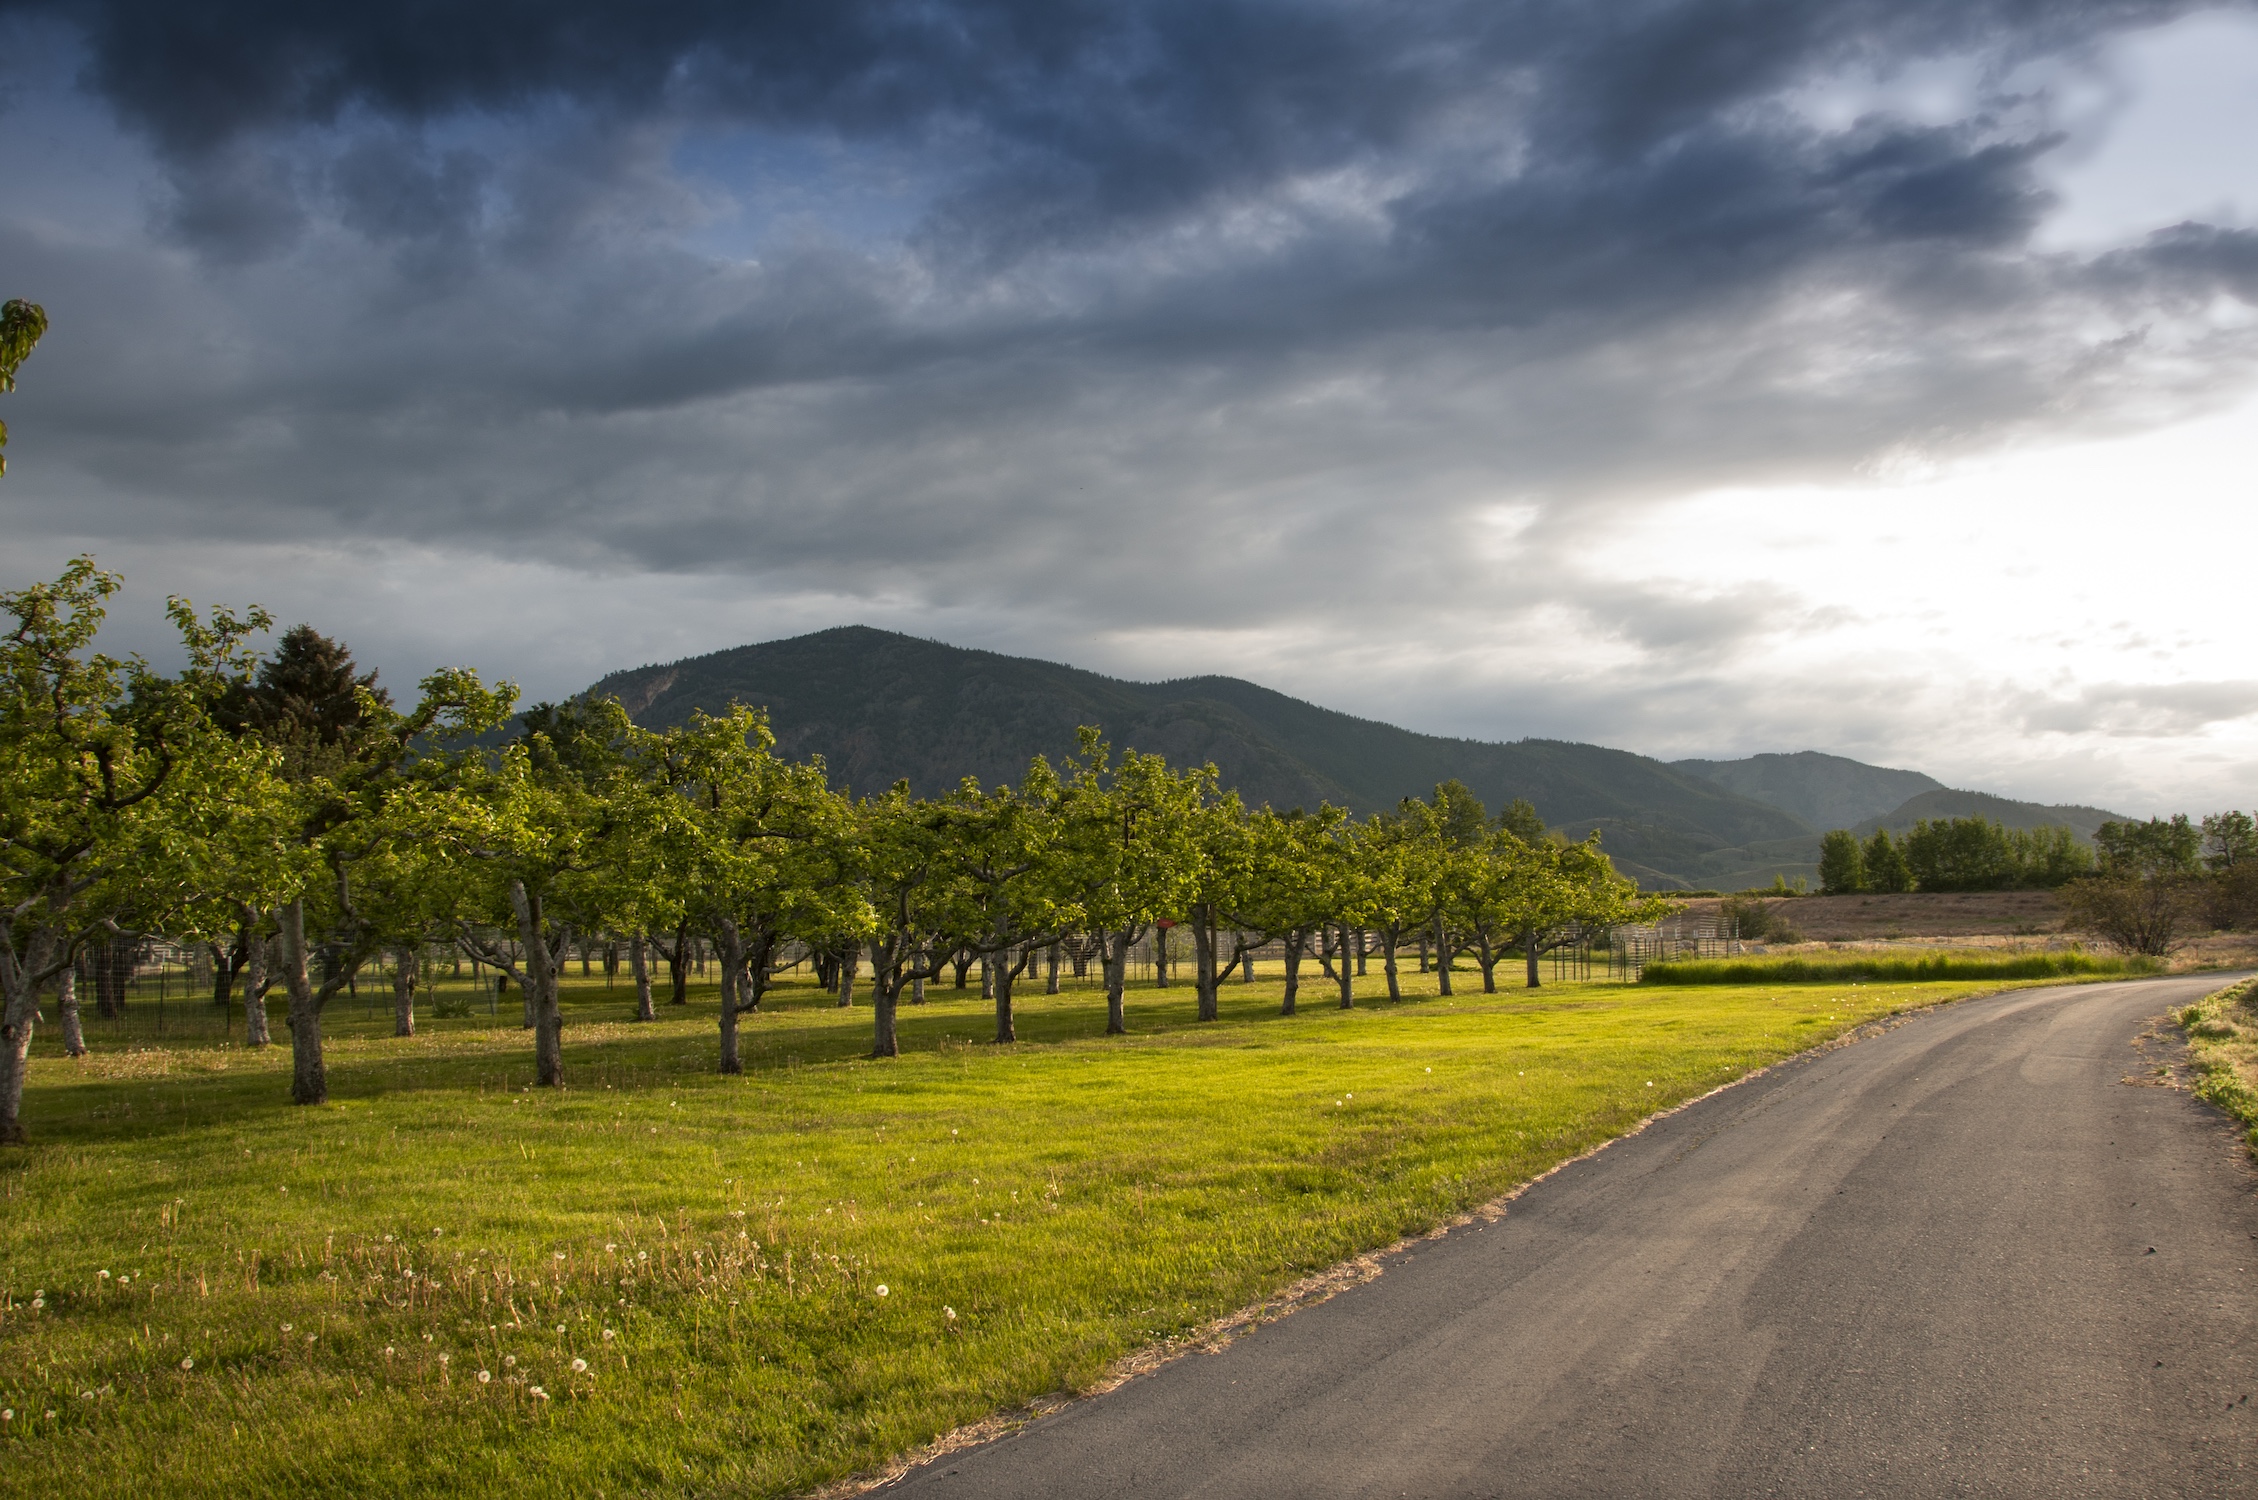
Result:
[886, 976, 2258, 1497]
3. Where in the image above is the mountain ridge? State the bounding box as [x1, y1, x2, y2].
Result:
[580, 627, 2124, 889]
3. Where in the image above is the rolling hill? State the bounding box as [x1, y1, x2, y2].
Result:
[1671, 751, 1944, 832]
[580, 627, 2125, 890]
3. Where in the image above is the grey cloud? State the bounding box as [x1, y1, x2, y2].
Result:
[2018, 679, 2258, 736]
[1, 0, 2255, 818]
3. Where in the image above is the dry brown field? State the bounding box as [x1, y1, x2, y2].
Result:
[1674, 891, 2258, 970]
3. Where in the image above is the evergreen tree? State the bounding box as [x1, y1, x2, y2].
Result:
[229, 625, 391, 748]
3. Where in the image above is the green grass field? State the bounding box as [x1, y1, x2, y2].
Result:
[1, 964, 2049, 1497]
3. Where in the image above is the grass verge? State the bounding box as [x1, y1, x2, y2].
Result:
[1641, 951, 2155, 985]
[2176, 977, 2258, 1148]
[2, 968, 2037, 1497]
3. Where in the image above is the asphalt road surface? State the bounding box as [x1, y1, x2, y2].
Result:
[886, 976, 2258, 1498]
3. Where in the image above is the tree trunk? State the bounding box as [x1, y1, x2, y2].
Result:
[277, 897, 327, 1105]
[1282, 930, 1304, 1015]
[871, 957, 901, 1058]
[912, 968, 925, 1004]
[0, 932, 55, 1143]
[952, 949, 973, 989]
[668, 923, 690, 1004]
[980, 953, 993, 1000]
[837, 945, 858, 1008]
[1435, 913, 1455, 997]
[1103, 926, 1138, 1035]
[392, 945, 416, 1036]
[0, 983, 33, 1145]
[1154, 925, 1170, 988]
[1355, 929, 1368, 976]
[716, 919, 745, 1075]
[56, 965, 86, 1058]
[1477, 939, 1499, 994]
[242, 918, 271, 1048]
[212, 929, 247, 1007]
[993, 948, 1018, 1043]
[1191, 904, 1220, 1021]
[1383, 927, 1401, 1001]
[1337, 923, 1354, 1009]
[1046, 941, 1061, 994]
[630, 933, 655, 1021]
[509, 881, 566, 1087]
[1524, 929, 1542, 989]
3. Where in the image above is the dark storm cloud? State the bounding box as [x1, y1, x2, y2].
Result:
[1, 0, 2254, 762]
[0, 0, 2199, 260]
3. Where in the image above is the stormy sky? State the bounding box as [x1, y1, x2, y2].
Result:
[2, 0, 2256, 815]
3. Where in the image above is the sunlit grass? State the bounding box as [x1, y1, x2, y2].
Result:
[1, 966, 2038, 1497]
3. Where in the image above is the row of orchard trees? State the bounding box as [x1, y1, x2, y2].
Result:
[0, 562, 1665, 1141]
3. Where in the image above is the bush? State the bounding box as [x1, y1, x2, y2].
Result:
[1640, 951, 2153, 985]
[2058, 873, 2202, 956]
[1718, 896, 1800, 944]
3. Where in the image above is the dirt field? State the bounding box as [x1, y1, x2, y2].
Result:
[1697, 891, 2069, 941]
[1677, 891, 2258, 970]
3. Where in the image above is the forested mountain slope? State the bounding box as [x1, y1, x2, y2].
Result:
[1673, 751, 1944, 831]
[584, 628, 1815, 886]
[581, 627, 2118, 890]
[1853, 788, 2124, 840]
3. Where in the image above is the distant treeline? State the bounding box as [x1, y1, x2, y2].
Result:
[1816, 810, 2258, 956]
[1817, 817, 2091, 894]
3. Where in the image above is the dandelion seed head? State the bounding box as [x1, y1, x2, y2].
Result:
[944, 1307, 957, 1321]
[530, 1386, 549, 1400]
[602, 1329, 615, 1341]
[503, 1354, 516, 1368]
[280, 1323, 293, 1333]
[98, 1269, 110, 1279]
[179, 1357, 193, 1371]
[476, 1369, 491, 1383]
[570, 1358, 588, 1373]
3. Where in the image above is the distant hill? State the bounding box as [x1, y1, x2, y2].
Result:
[1673, 751, 1943, 831]
[579, 627, 2127, 891]
[1854, 788, 2125, 841]
[582, 627, 1814, 888]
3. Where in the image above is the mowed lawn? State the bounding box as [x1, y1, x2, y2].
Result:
[2, 966, 2033, 1497]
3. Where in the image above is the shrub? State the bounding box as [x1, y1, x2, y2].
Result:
[1640, 951, 2152, 985]
[2058, 873, 2202, 956]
